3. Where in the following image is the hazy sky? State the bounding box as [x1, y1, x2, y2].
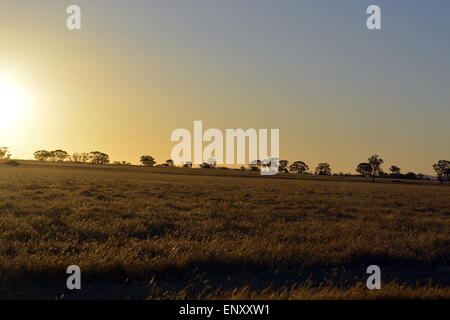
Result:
[1, 0, 449, 174]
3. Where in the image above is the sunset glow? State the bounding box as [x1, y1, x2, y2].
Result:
[0, 75, 26, 130]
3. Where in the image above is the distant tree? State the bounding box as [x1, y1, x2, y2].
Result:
[0, 147, 11, 159]
[89, 151, 110, 164]
[315, 163, 332, 176]
[378, 168, 388, 177]
[206, 158, 217, 168]
[200, 158, 217, 169]
[248, 159, 261, 171]
[390, 165, 401, 178]
[5, 160, 19, 166]
[166, 159, 175, 167]
[356, 163, 372, 177]
[71, 152, 90, 163]
[404, 172, 418, 180]
[367, 154, 384, 183]
[183, 161, 192, 168]
[81, 152, 90, 163]
[50, 150, 69, 162]
[71, 153, 81, 162]
[113, 161, 131, 166]
[433, 160, 450, 184]
[140, 155, 156, 167]
[156, 163, 170, 167]
[289, 161, 309, 174]
[81, 153, 90, 163]
[258, 158, 279, 174]
[279, 160, 289, 173]
[33, 150, 51, 161]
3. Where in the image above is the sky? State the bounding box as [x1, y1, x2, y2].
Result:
[0, 0, 449, 174]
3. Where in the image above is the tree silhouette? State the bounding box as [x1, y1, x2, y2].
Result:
[200, 158, 217, 169]
[34, 150, 51, 161]
[367, 154, 384, 183]
[113, 161, 131, 165]
[405, 172, 418, 180]
[356, 163, 372, 177]
[248, 160, 261, 171]
[433, 160, 450, 184]
[315, 163, 331, 176]
[207, 158, 217, 168]
[50, 150, 69, 162]
[166, 159, 175, 167]
[140, 155, 156, 167]
[279, 160, 289, 173]
[72, 152, 90, 163]
[0, 147, 11, 159]
[390, 165, 401, 178]
[289, 161, 309, 174]
[89, 151, 110, 164]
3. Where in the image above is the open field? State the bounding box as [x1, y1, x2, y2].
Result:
[0, 160, 449, 299]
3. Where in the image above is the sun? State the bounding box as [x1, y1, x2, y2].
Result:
[0, 75, 26, 129]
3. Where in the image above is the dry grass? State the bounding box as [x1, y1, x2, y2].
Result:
[0, 160, 449, 299]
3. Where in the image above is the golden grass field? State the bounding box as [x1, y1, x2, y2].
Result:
[0, 160, 449, 299]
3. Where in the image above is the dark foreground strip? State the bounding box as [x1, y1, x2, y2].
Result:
[0, 300, 446, 319]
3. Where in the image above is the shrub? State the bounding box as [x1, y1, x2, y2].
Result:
[5, 160, 20, 166]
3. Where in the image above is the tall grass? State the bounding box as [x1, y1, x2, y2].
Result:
[0, 161, 449, 299]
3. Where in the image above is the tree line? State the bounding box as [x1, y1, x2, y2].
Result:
[1, 147, 449, 184]
[33, 150, 111, 164]
[140, 154, 450, 184]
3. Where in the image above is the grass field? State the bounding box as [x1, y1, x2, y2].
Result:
[0, 160, 449, 299]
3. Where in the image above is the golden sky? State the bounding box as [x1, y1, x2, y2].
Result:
[1, 1, 449, 174]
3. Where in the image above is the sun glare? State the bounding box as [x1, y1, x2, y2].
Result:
[0, 75, 26, 130]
